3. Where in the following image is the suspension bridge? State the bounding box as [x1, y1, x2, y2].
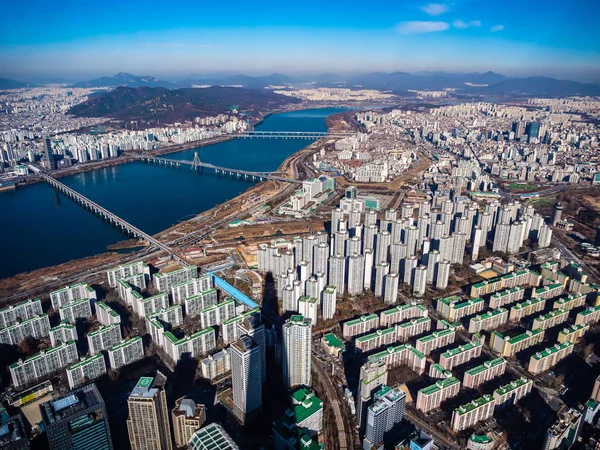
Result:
[235, 130, 353, 139]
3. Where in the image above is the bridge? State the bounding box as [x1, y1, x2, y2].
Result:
[41, 173, 188, 267]
[235, 130, 352, 139]
[141, 152, 302, 184]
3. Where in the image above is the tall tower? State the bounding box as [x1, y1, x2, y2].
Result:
[356, 360, 388, 434]
[552, 202, 563, 226]
[41, 384, 113, 450]
[44, 136, 56, 170]
[231, 335, 263, 424]
[127, 373, 173, 450]
[238, 316, 266, 382]
[282, 315, 312, 389]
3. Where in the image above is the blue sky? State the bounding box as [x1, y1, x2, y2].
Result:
[1, 0, 599, 81]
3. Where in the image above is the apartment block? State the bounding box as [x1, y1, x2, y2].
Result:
[10, 341, 78, 390]
[162, 328, 216, 363]
[463, 358, 507, 389]
[170, 274, 212, 304]
[528, 341, 574, 376]
[509, 297, 546, 321]
[88, 324, 122, 355]
[66, 353, 107, 389]
[367, 344, 427, 375]
[415, 328, 456, 355]
[469, 269, 540, 298]
[131, 292, 169, 318]
[201, 348, 231, 381]
[49, 321, 78, 347]
[50, 283, 97, 309]
[343, 314, 379, 339]
[0, 298, 43, 329]
[0, 314, 50, 346]
[557, 323, 589, 344]
[437, 296, 484, 322]
[184, 289, 218, 316]
[95, 301, 121, 326]
[59, 298, 93, 324]
[468, 308, 508, 333]
[118, 280, 142, 305]
[107, 261, 150, 287]
[532, 309, 569, 331]
[197, 299, 236, 329]
[489, 287, 525, 309]
[379, 302, 428, 327]
[396, 317, 432, 341]
[429, 363, 453, 380]
[451, 395, 495, 431]
[493, 377, 533, 409]
[153, 265, 198, 293]
[355, 328, 397, 353]
[439, 338, 483, 371]
[416, 378, 461, 413]
[221, 308, 261, 344]
[531, 283, 564, 300]
[575, 305, 600, 326]
[490, 329, 545, 357]
[148, 305, 184, 328]
[553, 293, 586, 311]
[108, 336, 145, 369]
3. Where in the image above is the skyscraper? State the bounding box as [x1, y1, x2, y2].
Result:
[231, 335, 263, 424]
[44, 136, 55, 170]
[127, 373, 173, 450]
[41, 383, 113, 450]
[356, 360, 388, 433]
[552, 202, 563, 226]
[347, 254, 365, 296]
[238, 316, 266, 382]
[363, 386, 406, 450]
[171, 397, 206, 448]
[328, 254, 346, 294]
[282, 315, 312, 389]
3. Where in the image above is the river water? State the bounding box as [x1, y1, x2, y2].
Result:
[0, 108, 346, 279]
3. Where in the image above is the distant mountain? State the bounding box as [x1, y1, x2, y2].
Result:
[0, 77, 29, 89]
[70, 72, 174, 89]
[175, 73, 298, 89]
[68, 86, 301, 122]
[479, 77, 600, 96]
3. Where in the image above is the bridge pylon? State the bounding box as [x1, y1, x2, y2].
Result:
[192, 151, 202, 169]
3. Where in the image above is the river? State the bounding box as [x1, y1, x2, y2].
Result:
[0, 108, 346, 279]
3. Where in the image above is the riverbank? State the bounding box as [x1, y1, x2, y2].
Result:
[0, 108, 350, 297]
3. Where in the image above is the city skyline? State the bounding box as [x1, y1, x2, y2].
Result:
[1, 0, 599, 82]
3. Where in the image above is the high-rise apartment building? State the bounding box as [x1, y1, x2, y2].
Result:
[171, 397, 206, 448]
[231, 335, 263, 424]
[126, 373, 172, 450]
[282, 315, 312, 389]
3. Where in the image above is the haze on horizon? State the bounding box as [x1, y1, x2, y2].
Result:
[1, 0, 599, 83]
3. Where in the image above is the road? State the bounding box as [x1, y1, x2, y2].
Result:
[404, 410, 461, 450]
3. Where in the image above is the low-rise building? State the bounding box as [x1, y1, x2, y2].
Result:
[396, 317, 431, 341]
[463, 358, 506, 389]
[10, 341, 78, 390]
[415, 327, 456, 355]
[416, 377, 460, 413]
[367, 344, 426, 375]
[451, 395, 495, 431]
[528, 341, 574, 376]
[439, 338, 484, 371]
[108, 335, 144, 369]
[557, 323, 589, 344]
[66, 353, 107, 389]
[321, 333, 345, 357]
[95, 301, 121, 326]
[436, 296, 484, 322]
[468, 308, 508, 334]
[490, 329, 545, 357]
[532, 309, 569, 331]
[493, 377, 533, 409]
[509, 297, 546, 321]
[343, 314, 379, 339]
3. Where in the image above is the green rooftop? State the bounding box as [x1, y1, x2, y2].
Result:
[494, 377, 532, 396]
[465, 358, 505, 376]
[532, 341, 574, 360]
[419, 377, 460, 396]
[136, 377, 153, 388]
[455, 395, 494, 415]
[323, 333, 344, 349]
[508, 329, 544, 345]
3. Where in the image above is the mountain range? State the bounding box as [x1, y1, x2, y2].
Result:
[0, 77, 30, 89]
[68, 86, 300, 122]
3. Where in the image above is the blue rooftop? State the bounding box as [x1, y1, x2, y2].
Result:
[210, 273, 259, 309]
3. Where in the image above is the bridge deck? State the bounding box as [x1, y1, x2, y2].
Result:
[41, 174, 188, 266]
[144, 157, 302, 184]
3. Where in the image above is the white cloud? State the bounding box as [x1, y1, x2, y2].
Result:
[421, 3, 449, 16]
[398, 21, 450, 34]
[453, 20, 482, 29]
[490, 25, 505, 32]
